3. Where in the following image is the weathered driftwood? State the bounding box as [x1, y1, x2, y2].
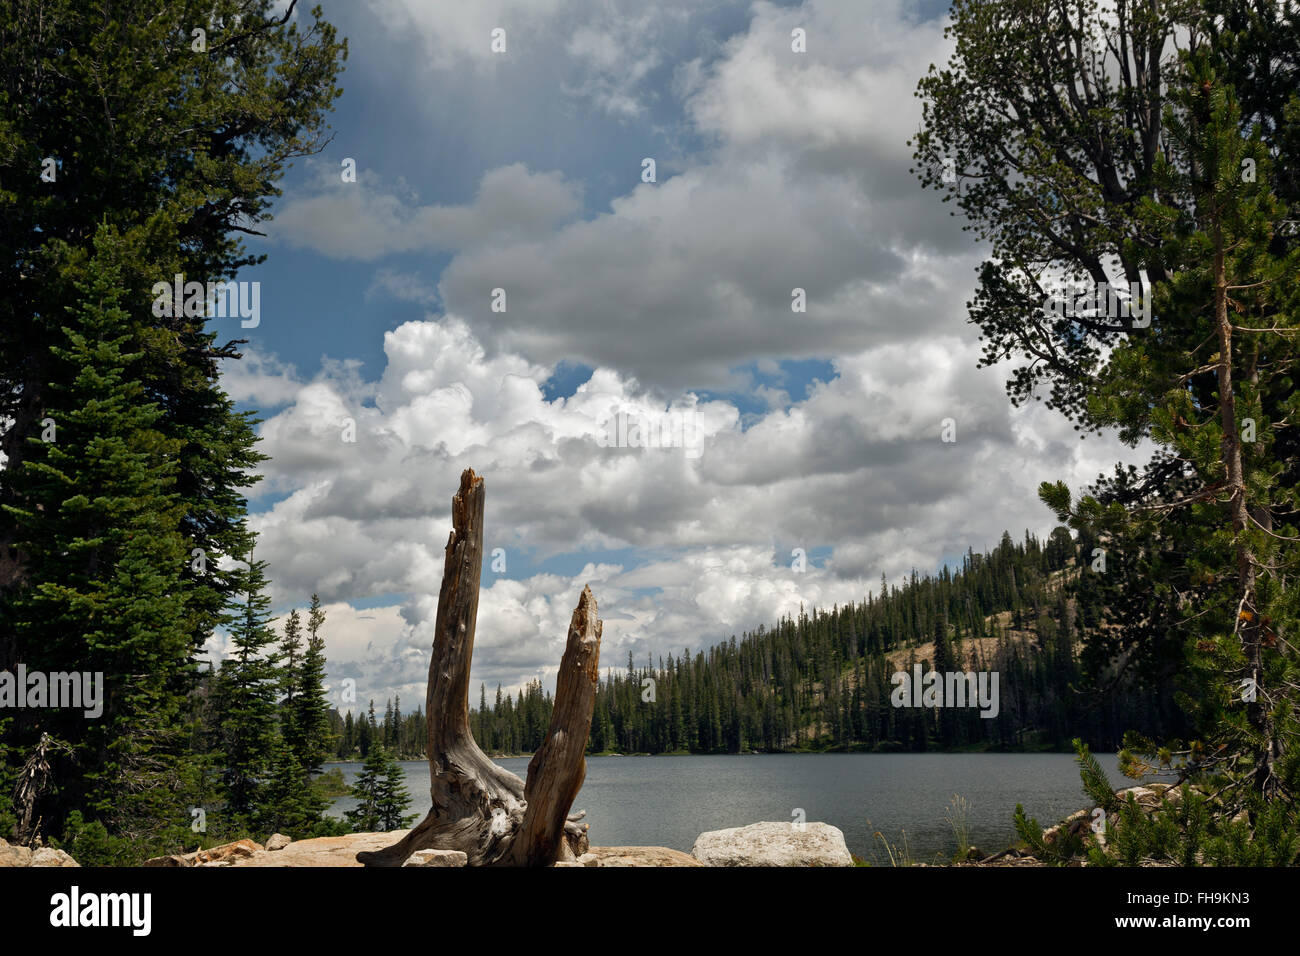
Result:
[356, 469, 600, 867]
[12, 733, 71, 846]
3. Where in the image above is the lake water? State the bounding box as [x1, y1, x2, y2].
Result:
[327, 753, 1139, 861]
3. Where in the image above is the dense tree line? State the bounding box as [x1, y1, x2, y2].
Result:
[339, 528, 1181, 761]
[330, 695, 431, 761]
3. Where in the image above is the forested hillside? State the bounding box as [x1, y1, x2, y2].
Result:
[332, 526, 1187, 759]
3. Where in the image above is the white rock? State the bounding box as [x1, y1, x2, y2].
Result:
[30, 847, 80, 867]
[402, 849, 468, 867]
[691, 822, 853, 867]
[265, 833, 292, 851]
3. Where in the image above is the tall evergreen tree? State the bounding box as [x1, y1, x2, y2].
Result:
[279, 609, 303, 761]
[0, 234, 196, 846]
[0, 0, 346, 847]
[214, 550, 280, 823]
[356, 706, 373, 759]
[341, 711, 355, 759]
[344, 744, 413, 832]
[373, 751, 414, 831]
[258, 733, 326, 840]
[914, 0, 1300, 831]
[293, 594, 332, 774]
[1084, 51, 1300, 801]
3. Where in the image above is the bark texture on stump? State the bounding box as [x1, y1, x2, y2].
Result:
[356, 469, 600, 867]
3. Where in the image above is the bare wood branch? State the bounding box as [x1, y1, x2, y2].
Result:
[506, 586, 602, 866]
[357, 470, 601, 867]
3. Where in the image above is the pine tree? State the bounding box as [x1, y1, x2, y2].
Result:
[294, 595, 333, 774]
[916, 3, 1300, 834]
[341, 712, 355, 759]
[0, 5, 344, 591]
[478, 683, 492, 752]
[214, 550, 281, 824]
[1035, 52, 1300, 809]
[343, 746, 383, 833]
[1106, 52, 1299, 806]
[0, 3, 346, 848]
[344, 744, 414, 832]
[258, 733, 326, 840]
[279, 609, 303, 761]
[357, 708, 373, 758]
[0, 234, 197, 847]
[374, 750, 415, 831]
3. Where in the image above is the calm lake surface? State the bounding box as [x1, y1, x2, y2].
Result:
[327, 753, 1138, 861]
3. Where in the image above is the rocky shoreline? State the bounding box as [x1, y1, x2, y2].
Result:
[1, 821, 856, 867]
[131, 820, 855, 867]
[0, 786, 1175, 867]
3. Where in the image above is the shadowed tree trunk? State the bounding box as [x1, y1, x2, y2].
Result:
[356, 469, 600, 866]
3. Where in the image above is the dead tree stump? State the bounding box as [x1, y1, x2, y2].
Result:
[356, 469, 601, 867]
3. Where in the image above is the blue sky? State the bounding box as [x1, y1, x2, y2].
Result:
[211, 0, 1145, 712]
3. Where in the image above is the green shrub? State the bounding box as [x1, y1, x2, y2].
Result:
[51, 812, 134, 867]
